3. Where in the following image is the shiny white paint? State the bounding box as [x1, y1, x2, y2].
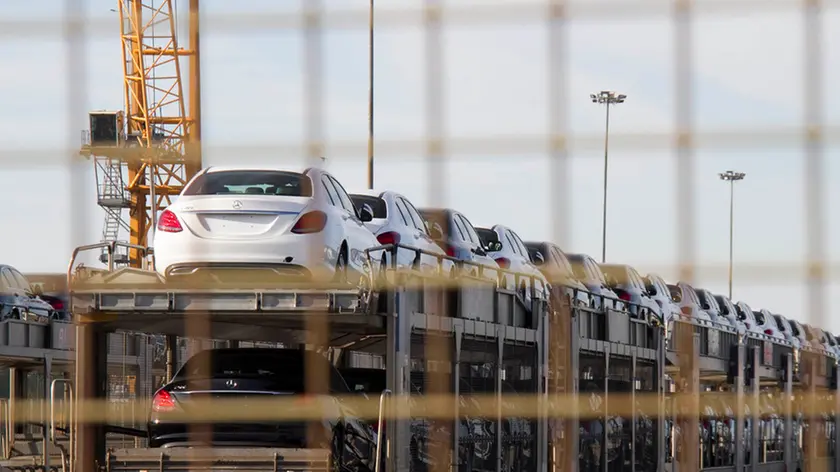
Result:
[153, 166, 378, 281]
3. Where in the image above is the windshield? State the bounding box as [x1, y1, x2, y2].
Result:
[599, 265, 627, 286]
[349, 195, 387, 218]
[175, 349, 348, 392]
[475, 228, 498, 249]
[566, 254, 592, 281]
[183, 170, 313, 197]
[418, 209, 449, 240]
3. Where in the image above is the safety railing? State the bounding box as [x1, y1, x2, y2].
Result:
[0, 398, 10, 460]
[50, 378, 76, 472]
[374, 389, 392, 472]
[67, 241, 152, 286]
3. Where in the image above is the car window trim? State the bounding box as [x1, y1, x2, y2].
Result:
[392, 197, 411, 227]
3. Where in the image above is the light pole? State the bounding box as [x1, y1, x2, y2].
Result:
[719, 170, 746, 299]
[366, 0, 375, 189]
[590, 90, 626, 263]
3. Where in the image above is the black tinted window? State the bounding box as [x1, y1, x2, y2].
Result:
[772, 315, 786, 331]
[177, 349, 349, 393]
[350, 195, 387, 218]
[714, 296, 729, 315]
[525, 244, 545, 265]
[418, 210, 452, 240]
[475, 228, 497, 248]
[566, 255, 590, 281]
[184, 171, 313, 197]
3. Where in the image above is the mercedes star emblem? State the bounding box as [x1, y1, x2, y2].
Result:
[225, 379, 237, 388]
[232, 200, 242, 210]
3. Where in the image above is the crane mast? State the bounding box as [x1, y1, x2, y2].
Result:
[82, 0, 201, 267]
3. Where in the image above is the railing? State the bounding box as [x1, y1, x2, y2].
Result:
[51, 378, 76, 472]
[0, 398, 10, 459]
[374, 389, 392, 472]
[68, 241, 152, 286]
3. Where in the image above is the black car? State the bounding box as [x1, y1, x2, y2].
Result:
[149, 348, 377, 472]
[0, 264, 55, 322]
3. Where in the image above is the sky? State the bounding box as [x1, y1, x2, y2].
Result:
[0, 0, 839, 330]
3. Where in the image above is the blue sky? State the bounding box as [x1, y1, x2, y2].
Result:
[0, 0, 838, 330]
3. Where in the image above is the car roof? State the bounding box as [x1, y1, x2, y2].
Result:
[348, 189, 386, 198]
[205, 164, 312, 175]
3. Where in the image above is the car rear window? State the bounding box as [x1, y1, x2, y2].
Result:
[418, 210, 450, 240]
[349, 195, 387, 218]
[183, 170, 313, 197]
[475, 228, 497, 248]
[176, 349, 349, 393]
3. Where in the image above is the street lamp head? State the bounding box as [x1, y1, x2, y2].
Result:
[591, 90, 626, 105]
[718, 170, 746, 181]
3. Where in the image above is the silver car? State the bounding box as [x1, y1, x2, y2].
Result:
[350, 190, 451, 273]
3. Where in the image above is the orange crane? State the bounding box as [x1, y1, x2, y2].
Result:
[81, 0, 201, 267]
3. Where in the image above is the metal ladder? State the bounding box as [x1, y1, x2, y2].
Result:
[50, 379, 76, 472]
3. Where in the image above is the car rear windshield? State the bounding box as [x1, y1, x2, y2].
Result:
[183, 170, 313, 197]
[176, 349, 349, 392]
[474, 228, 497, 248]
[418, 210, 449, 239]
[349, 195, 387, 218]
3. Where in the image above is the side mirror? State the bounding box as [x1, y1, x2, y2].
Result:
[358, 204, 374, 222]
[702, 303, 710, 310]
[533, 251, 545, 265]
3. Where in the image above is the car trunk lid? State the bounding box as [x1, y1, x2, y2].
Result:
[174, 195, 309, 240]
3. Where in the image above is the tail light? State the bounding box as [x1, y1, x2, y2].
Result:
[681, 306, 692, 316]
[614, 289, 632, 302]
[157, 209, 183, 233]
[495, 257, 511, 269]
[444, 245, 456, 258]
[764, 329, 774, 335]
[291, 211, 327, 234]
[152, 390, 176, 412]
[377, 231, 401, 246]
[49, 299, 65, 311]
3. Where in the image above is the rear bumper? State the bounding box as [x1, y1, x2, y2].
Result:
[149, 422, 313, 449]
[153, 233, 338, 280]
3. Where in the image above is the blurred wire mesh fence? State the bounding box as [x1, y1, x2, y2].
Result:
[0, 0, 838, 466]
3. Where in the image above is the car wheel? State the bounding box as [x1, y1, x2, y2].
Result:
[334, 246, 349, 284]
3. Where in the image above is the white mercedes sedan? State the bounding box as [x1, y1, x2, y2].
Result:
[152, 165, 379, 284]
